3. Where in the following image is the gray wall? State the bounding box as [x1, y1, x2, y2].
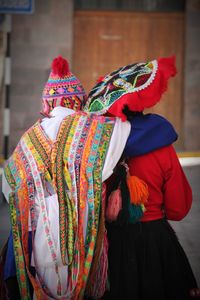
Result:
[9, 0, 74, 152]
[0, 30, 5, 157]
[184, 0, 200, 150]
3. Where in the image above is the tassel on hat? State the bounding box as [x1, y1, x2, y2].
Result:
[51, 56, 70, 77]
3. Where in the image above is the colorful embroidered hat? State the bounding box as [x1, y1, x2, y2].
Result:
[41, 56, 86, 116]
[84, 56, 177, 121]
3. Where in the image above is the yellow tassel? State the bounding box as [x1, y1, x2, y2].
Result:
[126, 175, 149, 205]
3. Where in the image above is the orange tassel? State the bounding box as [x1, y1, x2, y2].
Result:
[126, 175, 149, 205]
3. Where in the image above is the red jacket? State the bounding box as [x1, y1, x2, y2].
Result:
[128, 145, 192, 222]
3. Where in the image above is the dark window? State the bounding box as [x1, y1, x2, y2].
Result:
[75, 0, 185, 12]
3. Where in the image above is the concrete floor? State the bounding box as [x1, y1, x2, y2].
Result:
[0, 165, 200, 286]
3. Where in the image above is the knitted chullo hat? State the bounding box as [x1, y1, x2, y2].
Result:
[84, 56, 177, 121]
[41, 56, 87, 116]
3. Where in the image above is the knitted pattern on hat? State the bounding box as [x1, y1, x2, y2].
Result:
[41, 56, 86, 116]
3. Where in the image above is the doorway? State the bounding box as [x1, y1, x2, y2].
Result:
[73, 11, 184, 146]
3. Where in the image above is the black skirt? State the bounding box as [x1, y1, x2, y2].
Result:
[102, 218, 198, 300]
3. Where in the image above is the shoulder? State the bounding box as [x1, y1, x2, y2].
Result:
[128, 145, 176, 174]
[124, 114, 178, 157]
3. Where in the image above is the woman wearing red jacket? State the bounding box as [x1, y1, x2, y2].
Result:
[84, 56, 199, 299]
[104, 123, 197, 300]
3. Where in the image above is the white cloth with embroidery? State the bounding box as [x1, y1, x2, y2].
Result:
[2, 107, 131, 299]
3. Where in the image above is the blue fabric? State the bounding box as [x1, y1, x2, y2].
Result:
[124, 113, 178, 157]
[3, 231, 16, 280]
[4, 230, 33, 280]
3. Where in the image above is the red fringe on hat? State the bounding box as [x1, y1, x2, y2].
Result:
[96, 76, 105, 83]
[51, 55, 70, 77]
[108, 56, 177, 121]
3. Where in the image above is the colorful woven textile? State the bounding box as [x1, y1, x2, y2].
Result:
[84, 56, 176, 121]
[4, 112, 115, 299]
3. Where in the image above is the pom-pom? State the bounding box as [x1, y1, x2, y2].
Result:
[106, 188, 122, 222]
[128, 203, 145, 224]
[51, 55, 70, 77]
[126, 175, 149, 205]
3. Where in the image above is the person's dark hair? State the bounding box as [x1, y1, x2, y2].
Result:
[122, 105, 143, 121]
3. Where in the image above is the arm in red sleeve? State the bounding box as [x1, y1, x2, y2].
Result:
[163, 145, 192, 221]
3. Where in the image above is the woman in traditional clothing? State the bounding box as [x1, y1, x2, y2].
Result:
[1, 56, 131, 299]
[84, 56, 200, 300]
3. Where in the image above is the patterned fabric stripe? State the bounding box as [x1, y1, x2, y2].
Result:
[29, 126, 51, 168]
[43, 91, 85, 99]
[47, 76, 82, 84]
[12, 149, 27, 232]
[52, 113, 87, 296]
[68, 115, 88, 206]
[84, 119, 103, 249]
[9, 194, 31, 300]
[73, 118, 97, 298]
[24, 132, 49, 178]
[17, 142, 50, 298]
[21, 139, 62, 298]
[88, 183, 108, 296]
[4, 161, 15, 190]
[83, 120, 103, 261]
[33, 122, 52, 154]
[66, 116, 92, 293]
[82, 119, 114, 298]
[85, 122, 114, 297]
[57, 113, 87, 271]
[75, 117, 108, 298]
[65, 115, 88, 270]
[55, 114, 75, 265]
[28, 126, 52, 183]
[6, 147, 22, 188]
[8, 146, 33, 299]
[80, 120, 102, 251]
[21, 127, 53, 230]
